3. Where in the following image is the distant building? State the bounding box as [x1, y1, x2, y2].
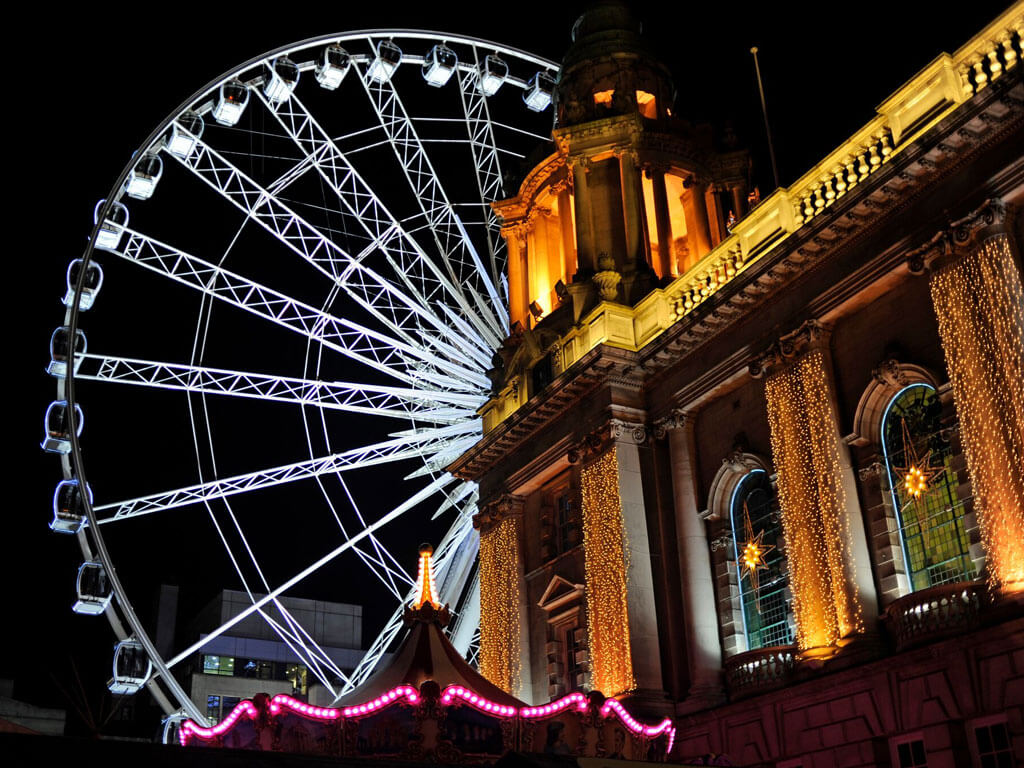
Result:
[158, 586, 364, 721]
[453, 2, 1024, 767]
[0, 679, 66, 736]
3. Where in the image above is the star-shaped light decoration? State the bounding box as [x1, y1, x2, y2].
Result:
[737, 501, 775, 613]
[893, 418, 944, 548]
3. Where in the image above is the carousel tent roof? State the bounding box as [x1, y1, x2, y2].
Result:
[336, 545, 524, 708]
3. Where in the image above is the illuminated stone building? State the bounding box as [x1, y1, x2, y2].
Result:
[452, 2, 1024, 766]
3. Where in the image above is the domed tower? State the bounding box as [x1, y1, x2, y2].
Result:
[493, 1, 751, 340]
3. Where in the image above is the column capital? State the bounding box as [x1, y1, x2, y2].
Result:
[748, 319, 832, 379]
[642, 161, 669, 178]
[473, 491, 525, 533]
[568, 153, 593, 173]
[613, 146, 641, 167]
[907, 197, 1011, 274]
[568, 418, 648, 463]
[652, 408, 691, 439]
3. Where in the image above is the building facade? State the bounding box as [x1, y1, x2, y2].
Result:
[453, 3, 1024, 766]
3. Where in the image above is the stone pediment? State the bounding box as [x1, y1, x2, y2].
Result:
[537, 574, 585, 613]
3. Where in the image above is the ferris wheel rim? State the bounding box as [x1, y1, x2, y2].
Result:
[58, 28, 558, 729]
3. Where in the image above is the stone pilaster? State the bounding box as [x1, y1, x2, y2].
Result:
[474, 492, 528, 696]
[653, 410, 726, 712]
[918, 200, 1024, 594]
[753, 321, 877, 657]
[573, 419, 668, 710]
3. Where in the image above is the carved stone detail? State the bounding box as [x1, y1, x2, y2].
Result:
[652, 408, 689, 439]
[609, 418, 648, 445]
[905, 198, 1010, 274]
[748, 320, 831, 379]
[473, 492, 525, 533]
[858, 460, 884, 482]
[872, 357, 910, 388]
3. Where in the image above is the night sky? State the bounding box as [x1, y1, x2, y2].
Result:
[16, 0, 1013, 735]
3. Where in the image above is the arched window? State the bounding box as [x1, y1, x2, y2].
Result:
[881, 384, 975, 590]
[729, 470, 793, 649]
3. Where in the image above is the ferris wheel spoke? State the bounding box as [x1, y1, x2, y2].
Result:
[431, 479, 477, 520]
[401, 430, 481, 480]
[111, 229, 485, 388]
[356, 51, 507, 337]
[333, 477, 432, 602]
[167, 127, 483, 359]
[257, 90, 500, 350]
[166, 472, 455, 670]
[456, 47, 508, 293]
[76, 353, 482, 422]
[94, 432, 457, 523]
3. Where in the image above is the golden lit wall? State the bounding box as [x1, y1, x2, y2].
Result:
[765, 350, 864, 650]
[580, 450, 636, 695]
[930, 234, 1024, 593]
[478, 514, 522, 693]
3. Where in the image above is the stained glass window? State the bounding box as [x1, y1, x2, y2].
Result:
[882, 384, 974, 591]
[730, 470, 793, 649]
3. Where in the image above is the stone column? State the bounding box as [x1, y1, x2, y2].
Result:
[576, 420, 666, 707]
[918, 200, 1024, 594]
[656, 411, 725, 711]
[617, 149, 644, 270]
[647, 166, 674, 278]
[704, 183, 725, 247]
[683, 181, 713, 265]
[557, 184, 578, 279]
[730, 184, 746, 221]
[570, 156, 596, 273]
[504, 226, 528, 329]
[752, 321, 877, 658]
[474, 493, 528, 697]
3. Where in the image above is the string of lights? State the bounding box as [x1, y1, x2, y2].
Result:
[765, 349, 863, 651]
[581, 450, 636, 695]
[479, 514, 523, 693]
[930, 234, 1024, 593]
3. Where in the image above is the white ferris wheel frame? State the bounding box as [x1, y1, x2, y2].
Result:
[56, 29, 558, 732]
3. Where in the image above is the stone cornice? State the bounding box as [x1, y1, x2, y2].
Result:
[450, 345, 644, 480]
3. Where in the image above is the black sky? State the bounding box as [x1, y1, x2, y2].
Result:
[16, 0, 1014, 732]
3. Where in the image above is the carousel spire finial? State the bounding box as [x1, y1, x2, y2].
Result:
[406, 543, 450, 625]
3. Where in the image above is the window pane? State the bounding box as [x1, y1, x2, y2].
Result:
[882, 385, 974, 592]
[731, 470, 792, 650]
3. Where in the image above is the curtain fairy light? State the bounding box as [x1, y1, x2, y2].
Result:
[930, 233, 1024, 593]
[581, 450, 636, 695]
[478, 514, 522, 693]
[765, 349, 863, 651]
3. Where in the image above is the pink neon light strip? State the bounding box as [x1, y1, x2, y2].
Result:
[269, 694, 342, 719]
[179, 700, 258, 745]
[179, 685, 674, 755]
[520, 692, 588, 719]
[600, 698, 676, 752]
[440, 685, 518, 717]
[341, 685, 419, 717]
[179, 685, 419, 745]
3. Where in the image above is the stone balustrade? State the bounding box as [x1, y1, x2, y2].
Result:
[723, 645, 797, 700]
[883, 580, 986, 652]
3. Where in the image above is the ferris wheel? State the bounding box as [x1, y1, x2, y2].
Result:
[46, 30, 558, 730]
